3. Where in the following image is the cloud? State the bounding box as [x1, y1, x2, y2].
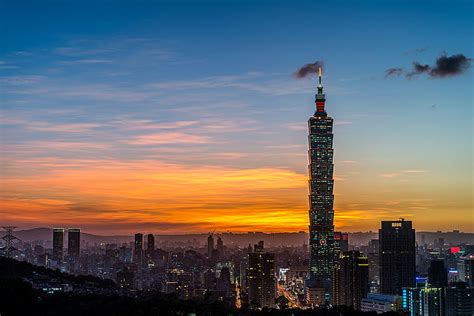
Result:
[0, 75, 45, 85]
[380, 169, 427, 178]
[294, 61, 324, 79]
[380, 173, 401, 178]
[113, 119, 199, 130]
[126, 132, 212, 145]
[285, 122, 307, 131]
[401, 169, 427, 174]
[0, 157, 308, 234]
[384, 68, 403, 78]
[334, 120, 352, 126]
[27, 122, 100, 133]
[429, 54, 471, 77]
[385, 53, 471, 79]
[406, 62, 431, 78]
[61, 59, 113, 65]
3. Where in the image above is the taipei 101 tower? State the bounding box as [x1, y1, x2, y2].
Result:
[306, 68, 336, 306]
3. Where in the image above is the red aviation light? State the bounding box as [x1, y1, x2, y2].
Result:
[450, 246, 460, 255]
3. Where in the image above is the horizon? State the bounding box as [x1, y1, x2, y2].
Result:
[11, 226, 474, 237]
[1, 1, 473, 235]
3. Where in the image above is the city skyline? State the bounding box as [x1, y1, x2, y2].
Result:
[1, 1, 473, 234]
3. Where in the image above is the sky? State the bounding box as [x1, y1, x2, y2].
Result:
[0, 0, 472, 234]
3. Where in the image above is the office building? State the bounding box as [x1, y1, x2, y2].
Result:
[444, 282, 474, 316]
[207, 233, 214, 258]
[216, 237, 224, 260]
[52, 228, 64, 262]
[67, 228, 80, 259]
[334, 232, 349, 254]
[133, 233, 143, 265]
[247, 245, 276, 308]
[379, 219, 416, 295]
[402, 287, 444, 316]
[307, 68, 336, 304]
[333, 250, 369, 310]
[428, 259, 448, 288]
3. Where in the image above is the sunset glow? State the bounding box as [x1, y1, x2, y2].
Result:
[1, 1, 472, 234]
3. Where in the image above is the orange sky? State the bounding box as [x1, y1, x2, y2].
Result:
[1, 153, 472, 234]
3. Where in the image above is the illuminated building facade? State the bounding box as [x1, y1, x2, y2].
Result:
[333, 250, 369, 310]
[247, 244, 276, 308]
[307, 68, 335, 303]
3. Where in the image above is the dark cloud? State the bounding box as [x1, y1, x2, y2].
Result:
[430, 54, 471, 77]
[406, 62, 431, 78]
[385, 53, 471, 79]
[294, 61, 324, 78]
[384, 67, 403, 78]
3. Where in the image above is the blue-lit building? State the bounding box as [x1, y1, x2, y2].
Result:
[402, 286, 444, 316]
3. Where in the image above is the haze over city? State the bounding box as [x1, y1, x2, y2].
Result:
[1, 1, 472, 235]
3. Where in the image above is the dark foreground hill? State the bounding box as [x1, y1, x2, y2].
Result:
[0, 257, 399, 316]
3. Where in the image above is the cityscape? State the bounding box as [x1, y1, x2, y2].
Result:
[0, 1, 472, 316]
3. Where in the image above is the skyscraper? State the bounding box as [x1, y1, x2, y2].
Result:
[307, 68, 335, 304]
[133, 233, 143, 265]
[207, 233, 214, 258]
[428, 259, 448, 288]
[52, 228, 64, 262]
[216, 237, 224, 260]
[334, 232, 349, 254]
[147, 234, 155, 253]
[379, 219, 416, 295]
[67, 228, 80, 259]
[247, 244, 276, 308]
[333, 250, 369, 310]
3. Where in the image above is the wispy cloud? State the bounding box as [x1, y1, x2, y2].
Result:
[61, 59, 113, 65]
[126, 132, 212, 145]
[380, 169, 428, 178]
[112, 119, 199, 131]
[285, 122, 306, 131]
[27, 122, 101, 133]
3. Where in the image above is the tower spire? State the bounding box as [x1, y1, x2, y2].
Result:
[315, 67, 326, 114]
[318, 66, 322, 86]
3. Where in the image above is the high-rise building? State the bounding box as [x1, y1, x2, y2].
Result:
[307, 68, 335, 304]
[247, 245, 276, 308]
[133, 233, 143, 265]
[428, 259, 448, 288]
[379, 219, 416, 295]
[444, 282, 474, 316]
[67, 228, 80, 259]
[457, 255, 474, 288]
[402, 286, 444, 316]
[147, 234, 155, 253]
[146, 233, 155, 264]
[52, 228, 64, 262]
[334, 232, 349, 256]
[216, 237, 224, 260]
[207, 234, 214, 258]
[333, 250, 369, 310]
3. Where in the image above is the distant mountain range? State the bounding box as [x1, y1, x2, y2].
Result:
[9, 228, 474, 247]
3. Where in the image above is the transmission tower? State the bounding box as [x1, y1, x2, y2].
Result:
[1, 226, 20, 258]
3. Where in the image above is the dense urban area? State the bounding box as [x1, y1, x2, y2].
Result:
[0, 226, 473, 315]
